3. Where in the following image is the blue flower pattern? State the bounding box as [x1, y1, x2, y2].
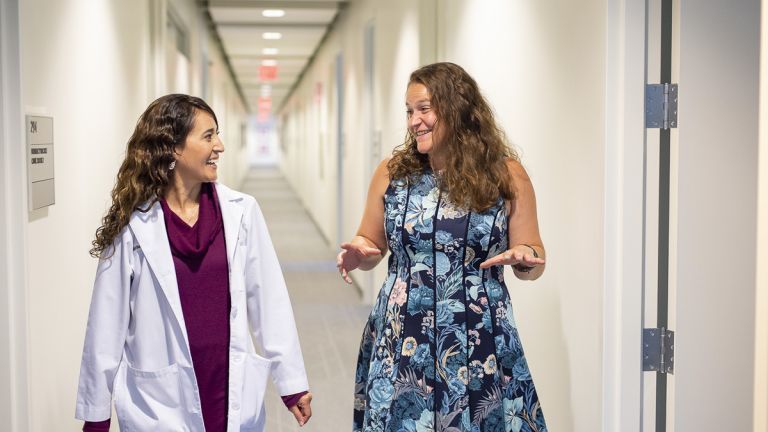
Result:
[354, 171, 547, 432]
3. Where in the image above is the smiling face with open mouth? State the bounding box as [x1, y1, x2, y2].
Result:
[173, 110, 225, 184]
[406, 82, 444, 166]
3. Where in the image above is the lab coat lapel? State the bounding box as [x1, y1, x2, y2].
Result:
[128, 201, 190, 344]
[216, 183, 244, 266]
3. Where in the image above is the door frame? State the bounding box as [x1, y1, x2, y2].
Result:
[0, 0, 30, 431]
[602, 0, 648, 430]
[756, 2, 768, 430]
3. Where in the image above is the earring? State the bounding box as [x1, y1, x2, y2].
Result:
[169, 160, 176, 171]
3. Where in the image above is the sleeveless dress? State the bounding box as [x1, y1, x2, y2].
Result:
[353, 171, 548, 432]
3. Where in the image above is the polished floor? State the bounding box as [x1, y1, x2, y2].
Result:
[241, 167, 369, 431]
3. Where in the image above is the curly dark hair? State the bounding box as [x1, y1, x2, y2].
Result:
[387, 62, 517, 211]
[90, 94, 218, 258]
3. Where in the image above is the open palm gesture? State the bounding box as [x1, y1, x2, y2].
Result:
[336, 242, 382, 284]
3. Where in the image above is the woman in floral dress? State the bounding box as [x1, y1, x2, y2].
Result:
[337, 62, 548, 432]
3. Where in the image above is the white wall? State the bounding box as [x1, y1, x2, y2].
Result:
[16, 0, 246, 430]
[20, 2, 152, 430]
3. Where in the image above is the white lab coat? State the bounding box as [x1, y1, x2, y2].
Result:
[75, 183, 308, 431]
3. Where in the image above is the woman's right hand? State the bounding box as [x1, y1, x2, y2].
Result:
[337, 241, 382, 283]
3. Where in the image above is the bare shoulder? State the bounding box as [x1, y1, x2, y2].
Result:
[374, 157, 392, 176]
[370, 157, 392, 195]
[504, 157, 532, 184]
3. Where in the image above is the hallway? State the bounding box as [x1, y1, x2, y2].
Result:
[1, 0, 767, 430]
[241, 168, 368, 431]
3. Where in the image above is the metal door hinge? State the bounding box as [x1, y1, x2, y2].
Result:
[643, 327, 675, 374]
[645, 83, 678, 129]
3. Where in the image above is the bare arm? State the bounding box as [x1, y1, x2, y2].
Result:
[480, 159, 546, 280]
[337, 159, 390, 282]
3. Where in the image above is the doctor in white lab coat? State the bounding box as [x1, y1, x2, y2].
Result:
[75, 94, 311, 432]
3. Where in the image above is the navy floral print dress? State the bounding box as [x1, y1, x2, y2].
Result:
[353, 170, 547, 432]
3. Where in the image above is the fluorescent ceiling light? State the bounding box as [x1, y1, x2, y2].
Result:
[262, 32, 282, 40]
[261, 59, 278, 67]
[262, 48, 279, 55]
[262, 9, 285, 18]
[260, 85, 272, 97]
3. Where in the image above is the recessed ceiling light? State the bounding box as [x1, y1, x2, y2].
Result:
[262, 9, 285, 18]
[262, 47, 279, 55]
[262, 32, 282, 40]
[261, 59, 278, 67]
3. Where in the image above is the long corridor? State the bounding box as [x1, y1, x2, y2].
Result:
[241, 168, 369, 431]
[3, 0, 767, 430]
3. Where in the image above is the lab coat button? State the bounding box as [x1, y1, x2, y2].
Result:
[231, 402, 240, 411]
[231, 307, 238, 319]
[233, 353, 243, 363]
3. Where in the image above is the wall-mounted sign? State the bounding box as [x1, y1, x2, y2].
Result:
[26, 115, 55, 210]
[258, 65, 277, 81]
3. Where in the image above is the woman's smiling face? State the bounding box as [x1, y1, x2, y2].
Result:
[406, 83, 444, 162]
[173, 110, 224, 184]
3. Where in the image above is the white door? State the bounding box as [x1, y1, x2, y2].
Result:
[641, 0, 761, 431]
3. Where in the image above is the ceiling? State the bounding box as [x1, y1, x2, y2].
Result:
[206, 0, 348, 118]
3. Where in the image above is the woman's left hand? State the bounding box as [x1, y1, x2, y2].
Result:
[288, 392, 313, 426]
[479, 244, 545, 269]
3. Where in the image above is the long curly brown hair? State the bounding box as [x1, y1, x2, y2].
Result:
[90, 94, 218, 258]
[388, 62, 517, 211]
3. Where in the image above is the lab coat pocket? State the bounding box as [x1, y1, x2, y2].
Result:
[117, 363, 191, 431]
[240, 353, 272, 430]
